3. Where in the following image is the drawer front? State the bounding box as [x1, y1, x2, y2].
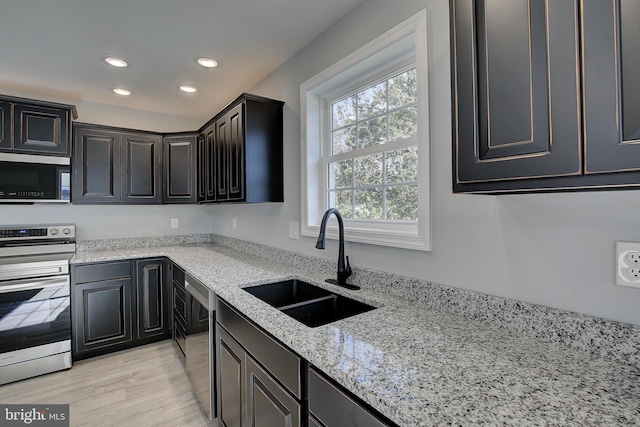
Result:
[217, 298, 302, 399]
[172, 264, 185, 287]
[73, 261, 131, 284]
[308, 367, 393, 427]
[174, 321, 186, 358]
[174, 283, 186, 320]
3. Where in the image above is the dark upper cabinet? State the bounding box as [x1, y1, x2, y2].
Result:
[197, 128, 217, 203]
[0, 101, 11, 150]
[136, 258, 169, 340]
[121, 132, 162, 204]
[163, 133, 197, 203]
[451, 0, 640, 193]
[0, 95, 76, 156]
[198, 93, 284, 203]
[582, 0, 640, 174]
[72, 123, 162, 204]
[72, 126, 121, 203]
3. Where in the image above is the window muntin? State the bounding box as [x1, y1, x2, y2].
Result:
[326, 68, 418, 221]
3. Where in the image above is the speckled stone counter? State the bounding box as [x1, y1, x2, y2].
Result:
[72, 240, 640, 426]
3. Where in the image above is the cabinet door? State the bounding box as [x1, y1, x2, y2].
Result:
[582, 0, 640, 174]
[308, 367, 393, 427]
[0, 101, 10, 150]
[217, 327, 244, 427]
[197, 133, 207, 201]
[73, 278, 134, 355]
[163, 134, 197, 203]
[227, 103, 245, 201]
[452, 0, 581, 186]
[12, 103, 70, 155]
[245, 355, 301, 427]
[72, 126, 122, 203]
[121, 132, 162, 203]
[136, 258, 169, 340]
[216, 116, 230, 201]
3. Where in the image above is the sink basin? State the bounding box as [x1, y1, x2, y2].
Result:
[243, 279, 376, 327]
[280, 294, 375, 328]
[243, 279, 332, 308]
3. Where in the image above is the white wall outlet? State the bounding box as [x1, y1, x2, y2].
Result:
[170, 218, 179, 229]
[615, 241, 640, 288]
[288, 221, 299, 240]
[232, 218, 237, 230]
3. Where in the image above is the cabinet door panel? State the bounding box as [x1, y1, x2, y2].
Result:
[206, 126, 217, 201]
[218, 327, 243, 427]
[245, 356, 301, 427]
[12, 104, 69, 155]
[136, 259, 169, 340]
[163, 134, 197, 203]
[216, 119, 229, 200]
[453, 0, 581, 183]
[583, 0, 640, 173]
[0, 101, 10, 150]
[73, 279, 133, 355]
[72, 127, 121, 203]
[228, 104, 244, 201]
[122, 132, 162, 203]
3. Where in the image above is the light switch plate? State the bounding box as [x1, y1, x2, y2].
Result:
[615, 241, 640, 288]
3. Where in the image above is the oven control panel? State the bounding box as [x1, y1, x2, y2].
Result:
[0, 225, 76, 241]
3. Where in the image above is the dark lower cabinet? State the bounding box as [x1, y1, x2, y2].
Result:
[216, 298, 302, 427]
[308, 367, 394, 427]
[451, 0, 640, 193]
[136, 258, 169, 340]
[72, 258, 170, 360]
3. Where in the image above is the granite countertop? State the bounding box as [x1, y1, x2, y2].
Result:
[72, 243, 640, 426]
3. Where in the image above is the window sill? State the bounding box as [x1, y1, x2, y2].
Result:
[302, 223, 430, 251]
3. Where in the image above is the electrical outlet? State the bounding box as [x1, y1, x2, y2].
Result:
[170, 218, 179, 229]
[232, 218, 237, 230]
[288, 221, 299, 240]
[615, 241, 640, 288]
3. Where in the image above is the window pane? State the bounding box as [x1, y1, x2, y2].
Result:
[332, 126, 356, 154]
[386, 147, 418, 183]
[329, 190, 353, 219]
[354, 188, 383, 219]
[354, 153, 383, 187]
[389, 107, 417, 140]
[388, 69, 417, 109]
[357, 82, 387, 119]
[328, 159, 353, 189]
[358, 116, 387, 148]
[332, 96, 356, 129]
[386, 185, 418, 220]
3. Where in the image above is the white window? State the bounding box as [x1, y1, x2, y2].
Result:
[301, 10, 430, 251]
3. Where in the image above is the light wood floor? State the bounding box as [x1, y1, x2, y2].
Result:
[0, 341, 216, 427]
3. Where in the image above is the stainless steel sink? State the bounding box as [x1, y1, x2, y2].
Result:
[243, 279, 376, 327]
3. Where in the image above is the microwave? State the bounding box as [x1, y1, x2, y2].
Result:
[0, 153, 70, 203]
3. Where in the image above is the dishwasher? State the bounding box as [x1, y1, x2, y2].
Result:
[184, 273, 215, 420]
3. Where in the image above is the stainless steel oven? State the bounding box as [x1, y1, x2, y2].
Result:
[0, 225, 75, 385]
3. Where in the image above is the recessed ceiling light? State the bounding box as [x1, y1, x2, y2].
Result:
[180, 85, 198, 93]
[113, 88, 131, 96]
[197, 57, 218, 68]
[105, 57, 128, 68]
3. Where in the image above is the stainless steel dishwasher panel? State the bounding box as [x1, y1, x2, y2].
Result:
[185, 274, 214, 420]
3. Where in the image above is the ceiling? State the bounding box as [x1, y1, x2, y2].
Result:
[0, 0, 362, 120]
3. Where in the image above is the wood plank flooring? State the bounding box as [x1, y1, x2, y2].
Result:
[0, 341, 216, 427]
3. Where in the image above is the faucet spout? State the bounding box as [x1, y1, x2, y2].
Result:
[316, 208, 357, 290]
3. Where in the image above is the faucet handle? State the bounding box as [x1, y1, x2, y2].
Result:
[344, 255, 352, 276]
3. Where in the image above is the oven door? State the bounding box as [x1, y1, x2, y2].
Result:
[0, 275, 71, 356]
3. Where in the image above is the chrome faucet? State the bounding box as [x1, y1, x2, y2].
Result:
[315, 208, 358, 290]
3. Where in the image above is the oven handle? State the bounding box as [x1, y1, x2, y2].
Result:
[0, 276, 70, 293]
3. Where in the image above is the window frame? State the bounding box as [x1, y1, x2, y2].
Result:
[300, 9, 431, 251]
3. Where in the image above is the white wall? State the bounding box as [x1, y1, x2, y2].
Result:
[209, 0, 640, 326]
[0, 87, 214, 240]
